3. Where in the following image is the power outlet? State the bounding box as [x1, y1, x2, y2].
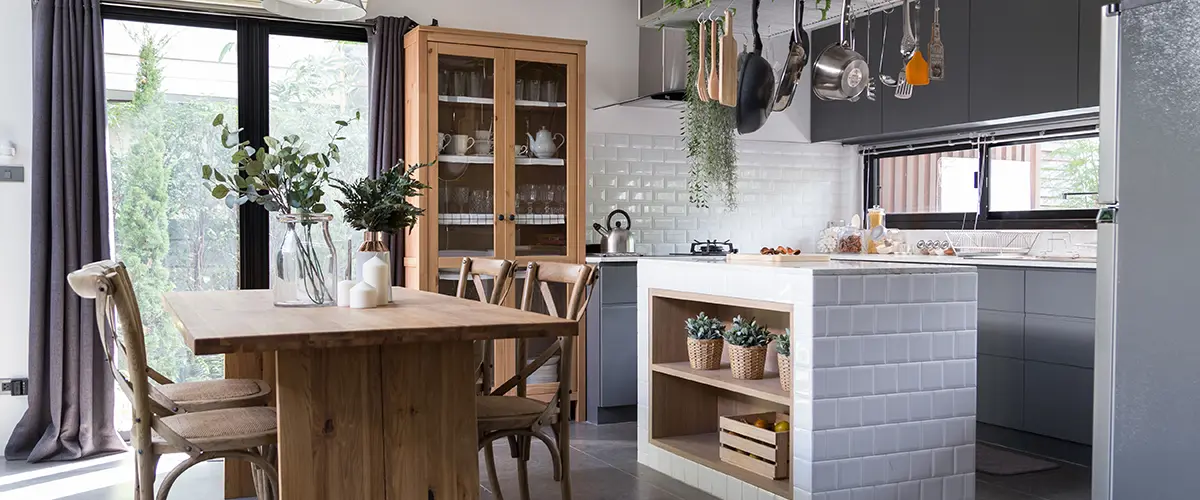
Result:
[0, 378, 28, 396]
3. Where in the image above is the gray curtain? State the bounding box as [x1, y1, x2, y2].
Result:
[367, 16, 419, 286]
[5, 0, 125, 462]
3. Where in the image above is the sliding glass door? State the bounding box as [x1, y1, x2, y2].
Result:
[102, 9, 368, 393]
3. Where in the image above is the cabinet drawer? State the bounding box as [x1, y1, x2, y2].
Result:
[978, 268, 1025, 313]
[1024, 314, 1095, 368]
[1023, 361, 1093, 444]
[599, 304, 638, 407]
[599, 264, 637, 304]
[1025, 270, 1096, 319]
[977, 354, 1025, 430]
[979, 310, 1024, 358]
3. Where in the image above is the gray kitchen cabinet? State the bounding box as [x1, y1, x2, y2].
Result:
[810, 13, 882, 142]
[1024, 360, 1094, 444]
[978, 310, 1024, 358]
[879, 0, 971, 133]
[1078, 0, 1108, 107]
[1025, 269, 1096, 319]
[968, 0, 1080, 122]
[586, 262, 639, 423]
[978, 354, 1025, 429]
[1024, 313, 1096, 368]
[598, 304, 637, 407]
[977, 268, 1025, 313]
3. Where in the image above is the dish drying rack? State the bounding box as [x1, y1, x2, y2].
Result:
[945, 231, 1040, 256]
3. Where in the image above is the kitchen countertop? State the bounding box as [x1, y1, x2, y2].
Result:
[642, 257, 964, 275]
[585, 254, 725, 264]
[829, 252, 1097, 270]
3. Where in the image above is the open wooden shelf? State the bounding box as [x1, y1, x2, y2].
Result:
[652, 433, 791, 498]
[652, 362, 791, 406]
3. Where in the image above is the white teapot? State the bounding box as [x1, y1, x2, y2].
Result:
[525, 126, 565, 159]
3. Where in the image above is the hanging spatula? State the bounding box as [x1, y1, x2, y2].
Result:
[928, 0, 945, 80]
[905, 0, 930, 86]
[718, 10, 739, 107]
[708, 18, 720, 101]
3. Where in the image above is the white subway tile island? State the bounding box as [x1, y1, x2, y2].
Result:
[636, 259, 978, 500]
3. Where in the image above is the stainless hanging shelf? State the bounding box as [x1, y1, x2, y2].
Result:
[638, 0, 905, 39]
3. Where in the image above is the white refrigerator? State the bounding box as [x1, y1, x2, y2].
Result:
[1094, 1, 1200, 499]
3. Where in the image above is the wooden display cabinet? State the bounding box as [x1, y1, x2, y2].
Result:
[402, 26, 588, 417]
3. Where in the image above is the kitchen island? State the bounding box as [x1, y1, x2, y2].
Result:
[636, 258, 979, 500]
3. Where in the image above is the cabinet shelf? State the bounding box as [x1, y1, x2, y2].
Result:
[651, 361, 790, 406]
[438, 155, 564, 166]
[514, 214, 565, 225]
[437, 95, 566, 108]
[515, 157, 565, 166]
[438, 213, 494, 225]
[651, 433, 791, 498]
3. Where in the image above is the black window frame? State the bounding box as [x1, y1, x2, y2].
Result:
[101, 5, 368, 290]
[864, 126, 1100, 230]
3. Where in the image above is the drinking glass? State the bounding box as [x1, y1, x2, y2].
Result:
[544, 79, 559, 102]
[452, 186, 471, 213]
[438, 69, 450, 96]
[438, 186, 448, 213]
[471, 189, 490, 213]
[517, 185, 534, 214]
[515, 79, 524, 102]
[452, 71, 467, 96]
[556, 185, 567, 214]
[540, 184, 554, 214]
[527, 79, 541, 101]
[468, 69, 484, 97]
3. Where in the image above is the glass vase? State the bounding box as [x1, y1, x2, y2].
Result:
[273, 212, 337, 307]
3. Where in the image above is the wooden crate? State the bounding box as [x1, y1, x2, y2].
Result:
[717, 411, 790, 480]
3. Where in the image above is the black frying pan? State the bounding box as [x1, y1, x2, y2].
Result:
[772, 0, 809, 112]
[736, 0, 775, 135]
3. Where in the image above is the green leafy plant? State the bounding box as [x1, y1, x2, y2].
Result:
[201, 112, 358, 215]
[686, 312, 727, 340]
[724, 315, 772, 347]
[330, 161, 433, 234]
[684, 22, 739, 210]
[774, 328, 791, 356]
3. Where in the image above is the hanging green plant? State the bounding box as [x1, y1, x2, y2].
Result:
[684, 21, 739, 210]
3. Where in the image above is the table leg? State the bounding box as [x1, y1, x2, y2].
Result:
[276, 342, 479, 500]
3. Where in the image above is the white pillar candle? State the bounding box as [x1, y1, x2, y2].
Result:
[349, 282, 377, 309]
[362, 255, 390, 306]
[337, 280, 357, 307]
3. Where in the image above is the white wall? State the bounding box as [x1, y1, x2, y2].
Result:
[0, 0, 33, 443]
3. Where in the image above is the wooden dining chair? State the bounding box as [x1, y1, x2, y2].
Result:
[70, 261, 272, 414]
[477, 261, 596, 500]
[456, 257, 517, 395]
[68, 261, 279, 500]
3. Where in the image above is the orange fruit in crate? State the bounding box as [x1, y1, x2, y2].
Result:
[774, 421, 790, 432]
[753, 418, 770, 429]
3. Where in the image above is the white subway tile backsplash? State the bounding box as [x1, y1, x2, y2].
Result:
[863, 337, 887, 365]
[910, 392, 933, 421]
[887, 276, 912, 304]
[910, 450, 934, 480]
[920, 477, 943, 500]
[921, 362, 944, 391]
[875, 306, 900, 334]
[851, 367, 875, 396]
[586, 135, 859, 249]
[852, 307, 876, 335]
[933, 390, 956, 420]
[874, 365, 899, 394]
[900, 305, 923, 333]
[863, 396, 887, 426]
[912, 275, 935, 303]
[828, 307, 853, 336]
[954, 445, 975, 474]
[838, 337, 862, 367]
[838, 398, 863, 428]
[864, 276, 888, 304]
[839, 459, 863, 489]
[933, 332, 956, 360]
[934, 275, 957, 302]
[898, 364, 922, 393]
[851, 428, 873, 457]
[922, 304, 946, 332]
[840, 276, 865, 305]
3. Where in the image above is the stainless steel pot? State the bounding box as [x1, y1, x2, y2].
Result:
[812, 0, 870, 101]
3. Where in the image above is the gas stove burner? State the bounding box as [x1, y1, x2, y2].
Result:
[671, 239, 738, 256]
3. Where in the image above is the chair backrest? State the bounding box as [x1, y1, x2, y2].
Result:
[457, 257, 517, 394]
[492, 262, 596, 423]
[68, 261, 209, 456]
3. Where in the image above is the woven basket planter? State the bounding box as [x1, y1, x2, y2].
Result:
[778, 353, 792, 392]
[728, 344, 768, 380]
[687, 338, 724, 370]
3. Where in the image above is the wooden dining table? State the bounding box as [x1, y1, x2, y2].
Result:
[162, 286, 578, 500]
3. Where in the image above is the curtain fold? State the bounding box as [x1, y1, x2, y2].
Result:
[6, 0, 126, 462]
[367, 16, 419, 287]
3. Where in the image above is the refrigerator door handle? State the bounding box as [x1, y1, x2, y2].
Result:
[1099, 3, 1121, 204]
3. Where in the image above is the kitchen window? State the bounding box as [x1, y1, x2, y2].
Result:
[864, 126, 1100, 230]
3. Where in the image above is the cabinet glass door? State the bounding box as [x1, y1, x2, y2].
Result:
[434, 47, 502, 265]
[509, 52, 576, 260]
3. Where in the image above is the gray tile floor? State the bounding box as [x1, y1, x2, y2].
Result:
[0, 422, 1089, 499]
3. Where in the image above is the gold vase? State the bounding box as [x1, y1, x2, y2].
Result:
[355, 231, 392, 303]
[359, 231, 389, 253]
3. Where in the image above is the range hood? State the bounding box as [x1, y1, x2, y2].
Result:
[595, 0, 689, 110]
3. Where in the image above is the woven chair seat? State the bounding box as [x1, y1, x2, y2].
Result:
[158, 379, 271, 411]
[477, 395, 550, 433]
[154, 407, 278, 454]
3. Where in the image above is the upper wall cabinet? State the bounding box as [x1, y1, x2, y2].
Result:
[811, 0, 1104, 142]
[810, 14, 881, 143]
[880, 0, 971, 133]
[968, 0, 1079, 122]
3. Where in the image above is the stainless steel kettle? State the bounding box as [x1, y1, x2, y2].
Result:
[592, 209, 632, 253]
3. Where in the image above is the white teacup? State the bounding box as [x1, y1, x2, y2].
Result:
[513, 145, 529, 157]
[449, 135, 475, 155]
[474, 140, 493, 155]
[438, 133, 451, 152]
[474, 130, 492, 142]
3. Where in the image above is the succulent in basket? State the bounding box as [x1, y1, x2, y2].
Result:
[724, 316, 772, 348]
[685, 312, 725, 371]
[774, 329, 790, 357]
[686, 312, 726, 340]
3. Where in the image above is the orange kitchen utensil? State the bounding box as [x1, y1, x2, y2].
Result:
[906, 49, 930, 85]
